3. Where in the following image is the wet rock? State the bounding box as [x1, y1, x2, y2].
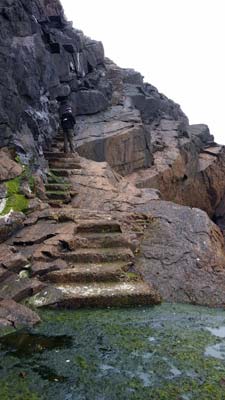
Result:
[0, 299, 40, 328]
[29, 282, 161, 309]
[0, 274, 45, 302]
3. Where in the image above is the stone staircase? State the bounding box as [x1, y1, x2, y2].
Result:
[29, 217, 160, 308]
[44, 129, 80, 207]
[33, 131, 162, 308]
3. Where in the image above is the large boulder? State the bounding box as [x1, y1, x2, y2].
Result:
[135, 200, 225, 307]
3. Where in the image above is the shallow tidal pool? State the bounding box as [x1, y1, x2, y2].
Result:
[1, 303, 225, 399]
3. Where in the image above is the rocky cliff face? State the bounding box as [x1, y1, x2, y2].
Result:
[1, 0, 225, 327]
[0, 0, 187, 173]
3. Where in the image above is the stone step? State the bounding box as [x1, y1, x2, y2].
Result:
[76, 220, 122, 234]
[45, 183, 71, 192]
[48, 159, 81, 169]
[77, 232, 133, 249]
[48, 199, 68, 208]
[46, 191, 71, 201]
[30, 282, 161, 308]
[45, 262, 130, 283]
[62, 247, 134, 263]
[47, 175, 68, 184]
[50, 169, 72, 177]
[44, 152, 76, 159]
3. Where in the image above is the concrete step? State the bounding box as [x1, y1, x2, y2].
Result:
[45, 262, 131, 283]
[77, 232, 133, 249]
[30, 282, 161, 308]
[76, 220, 122, 234]
[62, 247, 134, 263]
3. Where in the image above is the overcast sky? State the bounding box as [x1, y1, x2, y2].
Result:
[61, 0, 225, 144]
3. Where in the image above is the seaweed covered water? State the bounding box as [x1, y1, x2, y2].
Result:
[1, 304, 225, 399]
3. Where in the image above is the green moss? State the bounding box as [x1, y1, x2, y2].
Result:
[0, 177, 29, 216]
[5, 178, 20, 196]
[0, 194, 28, 215]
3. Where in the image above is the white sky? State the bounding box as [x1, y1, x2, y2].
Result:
[61, 0, 225, 144]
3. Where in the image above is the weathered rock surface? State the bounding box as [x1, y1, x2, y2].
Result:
[135, 200, 225, 307]
[0, 149, 23, 181]
[0, 299, 40, 328]
[128, 121, 225, 217]
[0, 212, 25, 243]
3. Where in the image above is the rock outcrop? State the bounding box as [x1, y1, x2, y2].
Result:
[1, 0, 225, 328]
[135, 200, 225, 307]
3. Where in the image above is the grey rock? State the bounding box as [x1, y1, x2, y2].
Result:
[76, 90, 109, 115]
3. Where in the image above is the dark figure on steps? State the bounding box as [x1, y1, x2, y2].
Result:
[59, 101, 76, 153]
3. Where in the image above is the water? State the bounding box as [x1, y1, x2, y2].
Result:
[1, 303, 225, 399]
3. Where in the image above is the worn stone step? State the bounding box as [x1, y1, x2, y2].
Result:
[46, 191, 71, 201]
[76, 220, 122, 234]
[47, 175, 68, 184]
[50, 169, 72, 177]
[48, 199, 69, 207]
[77, 232, 133, 249]
[45, 262, 130, 283]
[44, 152, 76, 159]
[62, 247, 134, 263]
[45, 183, 71, 192]
[49, 159, 81, 169]
[29, 282, 161, 308]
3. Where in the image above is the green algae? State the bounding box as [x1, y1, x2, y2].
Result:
[1, 304, 225, 399]
[0, 379, 41, 400]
